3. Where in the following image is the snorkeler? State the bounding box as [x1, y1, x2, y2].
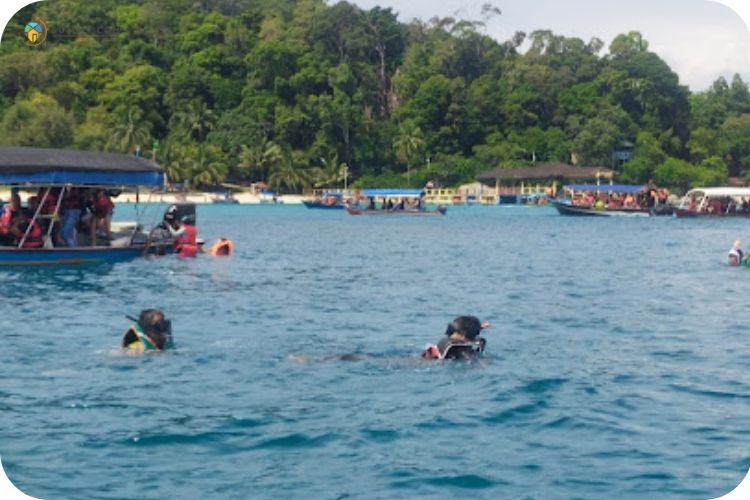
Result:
[121, 309, 174, 352]
[728, 240, 744, 266]
[422, 315, 489, 360]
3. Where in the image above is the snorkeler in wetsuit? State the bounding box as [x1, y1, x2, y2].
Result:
[122, 309, 174, 352]
[422, 315, 489, 360]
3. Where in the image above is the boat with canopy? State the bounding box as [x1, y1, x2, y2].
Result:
[552, 184, 652, 216]
[0, 146, 164, 266]
[673, 187, 750, 218]
[346, 189, 446, 216]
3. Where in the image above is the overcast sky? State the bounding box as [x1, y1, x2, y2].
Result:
[1, 1, 749, 91]
[347, 0, 750, 91]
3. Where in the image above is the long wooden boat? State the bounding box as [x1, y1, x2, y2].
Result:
[673, 187, 750, 218]
[345, 206, 446, 216]
[303, 192, 346, 209]
[346, 188, 447, 216]
[0, 147, 165, 267]
[553, 184, 652, 217]
[552, 200, 651, 217]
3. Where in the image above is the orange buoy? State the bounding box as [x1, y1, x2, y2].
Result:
[210, 238, 233, 256]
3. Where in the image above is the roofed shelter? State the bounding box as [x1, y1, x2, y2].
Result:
[477, 162, 613, 198]
[0, 147, 164, 187]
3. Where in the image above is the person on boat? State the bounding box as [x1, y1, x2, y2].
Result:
[422, 316, 489, 360]
[9, 209, 44, 248]
[728, 240, 744, 266]
[122, 309, 174, 352]
[60, 187, 85, 247]
[0, 189, 21, 245]
[91, 189, 114, 245]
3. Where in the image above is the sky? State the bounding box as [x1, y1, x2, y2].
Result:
[346, 0, 750, 91]
[1, 1, 750, 91]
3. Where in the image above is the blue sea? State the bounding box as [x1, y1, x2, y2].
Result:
[2, 204, 749, 499]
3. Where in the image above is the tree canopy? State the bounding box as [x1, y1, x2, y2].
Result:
[0, 0, 746, 192]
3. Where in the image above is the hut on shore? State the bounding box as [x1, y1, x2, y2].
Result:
[476, 162, 613, 203]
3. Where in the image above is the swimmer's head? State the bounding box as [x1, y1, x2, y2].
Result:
[138, 309, 172, 349]
[446, 315, 485, 340]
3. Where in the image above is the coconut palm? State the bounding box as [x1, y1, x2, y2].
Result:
[268, 150, 309, 193]
[237, 137, 282, 182]
[159, 140, 190, 188]
[312, 154, 347, 188]
[173, 100, 217, 142]
[188, 144, 228, 188]
[109, 107, 151, 154]
[393, 122, 426, 184]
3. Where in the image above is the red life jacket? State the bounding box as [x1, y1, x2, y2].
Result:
[175, 224, 198, 257]
[20, 220, 43, 248]
[0, 205, 12, 235]
[94, 192, 114, 217]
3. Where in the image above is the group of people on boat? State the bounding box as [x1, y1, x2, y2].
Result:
[689, 195, 750, 215]
[0, 187, 115, 248]
[362, 195, 425, 212]
[571, 188, 669, 210]
[122, 312, 489, 361]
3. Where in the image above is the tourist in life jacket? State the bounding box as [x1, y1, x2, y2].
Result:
[728, 240, 744, 266]
[0, 189, 21, 245]
[166, 215, 199, 257]
[122, 309, 174, 352]
[422, 316, 489, 360]
[9, 209, 43, 248]
[91, 189, 114, 245]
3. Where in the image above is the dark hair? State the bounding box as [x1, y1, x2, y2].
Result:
[446, 316, 483, 340]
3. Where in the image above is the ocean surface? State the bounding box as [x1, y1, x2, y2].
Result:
[2, 204, 749, 499]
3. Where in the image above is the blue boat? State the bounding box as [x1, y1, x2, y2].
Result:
[0, 147, 165, 267]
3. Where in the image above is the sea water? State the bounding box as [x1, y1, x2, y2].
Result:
[1, 204, 749, 499]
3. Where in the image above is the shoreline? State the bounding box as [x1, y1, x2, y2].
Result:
[0, 189, 306, 205]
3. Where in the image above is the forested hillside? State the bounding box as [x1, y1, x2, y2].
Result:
[2, 0, 750, 192]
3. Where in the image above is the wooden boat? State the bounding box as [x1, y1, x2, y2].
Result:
[673, 187, 750, 218]
[552, 184, 652, 217]
[346, 189, 446, 216]
[303, 192, 346, 209]
[0, 147, 165, 267]
[211, 192, 239, 204]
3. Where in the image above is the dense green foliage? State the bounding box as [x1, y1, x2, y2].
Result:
[2, 0, 749, 192]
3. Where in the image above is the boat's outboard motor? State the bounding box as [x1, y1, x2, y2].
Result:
[164, 203, 196, 226]
[147, 203, 198, 255]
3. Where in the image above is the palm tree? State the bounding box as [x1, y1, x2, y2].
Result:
[237, 137, 282, 182]
[268, 150, 309, 193]
[109, 107, 151, 153]
[312, 154, 347, 188]
[393, 123, 426, 185]
[160, 141, 189, 188]
[188, 144, 228, 188]
[173, 100, 217, 142]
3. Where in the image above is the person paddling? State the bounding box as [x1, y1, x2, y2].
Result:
[422, 315, 489, 360]
[122, 309, 174, 352]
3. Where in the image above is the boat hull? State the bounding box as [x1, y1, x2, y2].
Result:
[552, 201, 650, 217]
[346, 206, 446, 216]
[303, 201, 345, 209]
[0, 246, 148, 267]
[673, 207, 750, 218]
